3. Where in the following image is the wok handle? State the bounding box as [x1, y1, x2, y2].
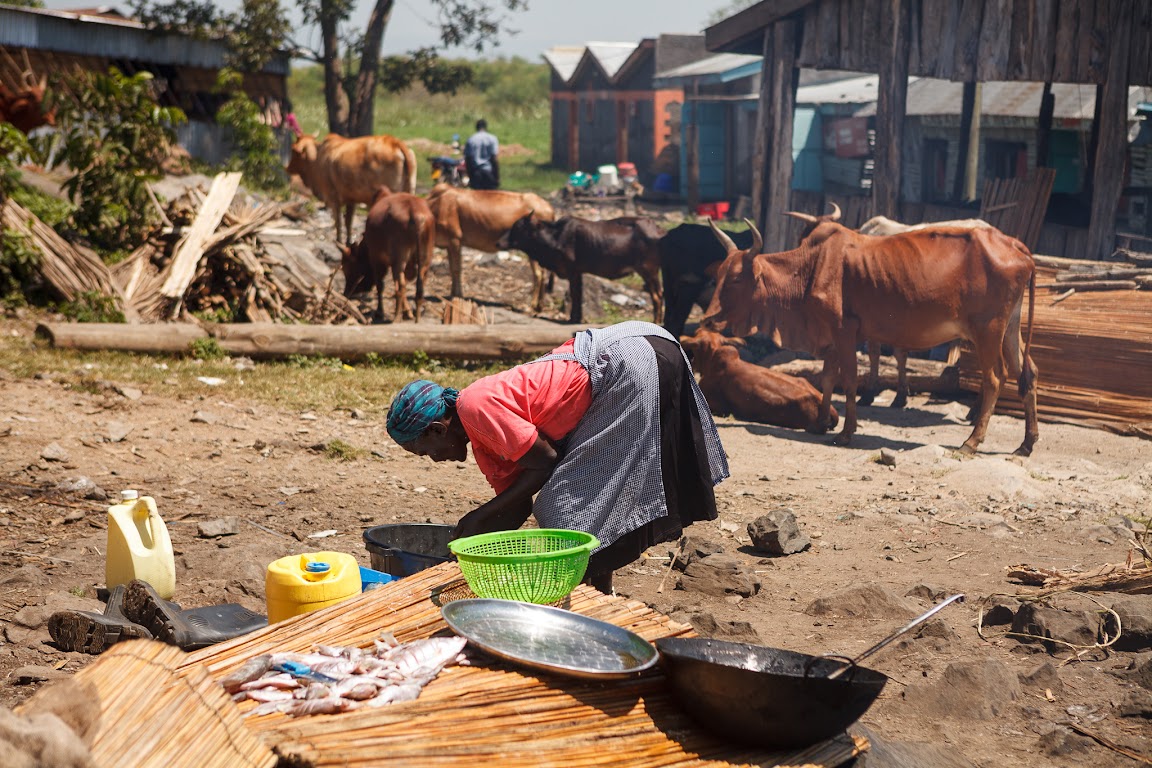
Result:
[804, 653, 857, 681]
[826, 593, 965, 681]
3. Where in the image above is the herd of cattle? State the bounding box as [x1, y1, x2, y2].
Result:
[283, 132, 1046, 457]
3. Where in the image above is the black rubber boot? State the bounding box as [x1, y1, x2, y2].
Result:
[123, 579, 268, 651]
[47, 585, 154, 654]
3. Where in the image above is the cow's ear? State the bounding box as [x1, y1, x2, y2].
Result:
[703, 260, 721, 279]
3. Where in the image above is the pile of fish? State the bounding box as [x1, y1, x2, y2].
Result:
[221, 633, 470, 717]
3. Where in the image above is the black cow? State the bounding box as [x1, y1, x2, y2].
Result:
[659, 223, 756, 337]
[496, 214, 665, 324]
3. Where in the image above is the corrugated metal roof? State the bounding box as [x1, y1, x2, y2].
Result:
[654, 52, 760, 85]
[584, 42, 639, 79]
[543, 46, 585, 82]
[0, 5, 289, 75]
[855, 79, 1151, 120]
[796, 74, 885, 104]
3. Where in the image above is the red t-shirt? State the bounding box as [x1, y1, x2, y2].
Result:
[456, 339, 592, 494]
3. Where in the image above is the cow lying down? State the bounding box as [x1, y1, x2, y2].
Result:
[681, 329, 835, 431]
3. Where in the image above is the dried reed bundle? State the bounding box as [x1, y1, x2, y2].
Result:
[175, 562, 864, 768]
[22, 640, 276, 768]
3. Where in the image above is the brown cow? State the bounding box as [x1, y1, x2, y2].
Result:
[681, 328, 834, 431]
[703, 218, 1038, 456]
[496, 213, 665, 325]
[792, 207, 993, 409]
[338, 185, 434, 323]
[426, 185, 556, 309]
[286, 133, 416, 245]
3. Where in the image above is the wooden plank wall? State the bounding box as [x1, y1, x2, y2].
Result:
[794, 0, 1152, 86]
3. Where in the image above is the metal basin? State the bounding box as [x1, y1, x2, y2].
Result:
[655, 636, 887, 750]
[363, 523, 454, 578]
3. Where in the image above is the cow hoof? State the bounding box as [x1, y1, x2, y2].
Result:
[1013, 443, 1034, 457]
[957, 443, 977, 456]
[806, 423, 829, 435]
[890, 395, 908, 409]
[830, 433, 853, 447]
[856, 392, 876, 407]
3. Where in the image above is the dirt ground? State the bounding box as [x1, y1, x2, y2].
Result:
[1, 203, 1151, 767]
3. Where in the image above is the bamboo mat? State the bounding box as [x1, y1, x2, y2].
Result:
[18, 641, 276, 768]
[958, 283, 1152, 436]
[176, 562, 868, 768]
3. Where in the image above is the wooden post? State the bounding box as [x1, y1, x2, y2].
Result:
[872, 0, 910, 218]
[751, 29, 772, 237]
[763, 18, 800, 252]
[686, 81, 700, 211]
[952, 82, 978, 202]
[963, 82, 983, 202]
[1036, 82, 1055, 168]
[1087, 0, 1134, 261]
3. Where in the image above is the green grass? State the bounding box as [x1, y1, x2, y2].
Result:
[288, 60, 569, 194]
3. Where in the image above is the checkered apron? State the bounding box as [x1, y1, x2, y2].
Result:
[529, 322, 728, 551]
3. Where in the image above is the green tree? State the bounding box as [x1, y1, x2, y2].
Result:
[55, 68, 186, 254]
[708, 0, 759, 24]
[130, 0, 290, 72]
[131, 0, 529, 137]
[214, 69, 288, 193]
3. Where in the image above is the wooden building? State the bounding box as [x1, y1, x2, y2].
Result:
[0, 4, 292, 165]
[544, 35, 710, 184]
[705, 0, 1152, 259]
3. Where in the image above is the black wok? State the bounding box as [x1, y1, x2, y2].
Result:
[656, 595, 963, 749]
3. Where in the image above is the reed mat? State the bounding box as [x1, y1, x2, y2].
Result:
[177, 562, 868, 767]
[19, 640, 276, 768]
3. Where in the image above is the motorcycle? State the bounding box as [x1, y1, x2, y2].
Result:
[430, 155, 468, 187]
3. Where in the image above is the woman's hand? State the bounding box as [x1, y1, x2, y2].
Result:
[450, 434, 559, 540]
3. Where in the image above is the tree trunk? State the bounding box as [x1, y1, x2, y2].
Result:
[348, 0, 395, 138]
[321, 11, 349, 135]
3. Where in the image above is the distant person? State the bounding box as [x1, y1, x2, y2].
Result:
[464, 119, 500, 190]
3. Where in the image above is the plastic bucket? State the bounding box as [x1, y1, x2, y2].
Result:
[363, 524, 455, 578]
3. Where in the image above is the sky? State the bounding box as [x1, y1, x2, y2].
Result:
[40, 1, 739, 62]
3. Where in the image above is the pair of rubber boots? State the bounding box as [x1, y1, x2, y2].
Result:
[48, 579, 267, 654]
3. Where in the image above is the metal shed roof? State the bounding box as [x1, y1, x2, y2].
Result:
[796, 74, 884, 105]
[855, 79, 1152, 120]
[653, 52, 761, 87]
[0, 4, 289, 75]
[543, 46, 585, 82]
[584, 42, 640, 80]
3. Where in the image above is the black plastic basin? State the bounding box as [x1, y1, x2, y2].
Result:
[363, 523, 455, 578]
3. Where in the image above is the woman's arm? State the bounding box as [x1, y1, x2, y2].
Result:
[452, 434, 558, 539]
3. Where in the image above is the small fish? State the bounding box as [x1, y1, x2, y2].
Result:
[248, 700, 293, 717]
[302, 682, 332, 700]
[384, 637, 468, 679]
[283, 697, 352, 717]
[241, 673, 299, 691]
[364, 682, 423, 707]
[220, 655, 273, 693]
[245, 688, 295, 703]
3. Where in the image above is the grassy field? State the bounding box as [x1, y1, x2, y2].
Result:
[288, 60, 569, 194]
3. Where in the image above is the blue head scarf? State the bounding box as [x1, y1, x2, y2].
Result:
[386, 380, 459, 445]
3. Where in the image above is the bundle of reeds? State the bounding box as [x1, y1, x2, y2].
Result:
[21, 640, 275, 768]
[958, 286, 1152, 434]
[178, 562, 866, 768]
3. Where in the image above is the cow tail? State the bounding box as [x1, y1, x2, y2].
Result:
[405, 145, 417, 193]
[1018, 264, 1037, 399]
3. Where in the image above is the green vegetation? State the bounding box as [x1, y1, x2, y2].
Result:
[0, 227, 41, 307]
[59, 291, 126, 323]
[189, 337, 227, 361]
[288, 58, 568, 193]
[322, 438, 363, 461]
[214, 69, 289, 195]
[55, 68, 186, 255]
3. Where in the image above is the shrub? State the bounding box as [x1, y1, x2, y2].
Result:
[214, 69, 288, 195]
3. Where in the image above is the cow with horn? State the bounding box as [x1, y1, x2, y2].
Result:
[0, 47, 54, 135]
[702, 213, 1039, 456]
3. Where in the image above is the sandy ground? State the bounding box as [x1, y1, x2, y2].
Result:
[1, 229, 1150, 766]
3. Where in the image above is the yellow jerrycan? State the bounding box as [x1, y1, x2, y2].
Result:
[105, 490, 177, 599]
[265, 551, 361, 623]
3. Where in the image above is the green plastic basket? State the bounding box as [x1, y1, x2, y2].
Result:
[448, 529, 600, 604]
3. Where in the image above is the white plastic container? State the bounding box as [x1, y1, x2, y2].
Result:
[105, 490, 176, 599]
[597, 164, 619, 190]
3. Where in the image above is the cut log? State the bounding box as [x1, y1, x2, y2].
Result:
[1055, 269, 1150, 282]
[36, 322, 594, 361]
[37, 322, 208, 353]
[771, 355, 961, 395]
[1039, 280, 1138, 292]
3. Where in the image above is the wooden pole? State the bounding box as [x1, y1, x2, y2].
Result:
[952, 82, 977, 202]
[1087, 0, 1134, 261]
[963, 83, 983, 202]
[36, 322, 594, 361]
[751, 28, 772, 238]
[872, 0, 911, 218]
[763, 17, 799, 252]
[1036, 82, 1055, 168]
[685, 81, 701, 211]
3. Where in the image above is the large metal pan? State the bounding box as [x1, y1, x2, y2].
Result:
[655, 595, 963, 750]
